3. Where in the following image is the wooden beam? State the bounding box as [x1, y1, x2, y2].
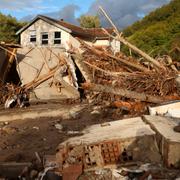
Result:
[82, 83, 179, 103]
[99, 6, 166, 70]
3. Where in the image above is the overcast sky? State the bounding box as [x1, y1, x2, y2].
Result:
[0, 0, 170, 28]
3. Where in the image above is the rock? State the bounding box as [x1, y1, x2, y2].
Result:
[67, 131, 80, 135]
[69, 111, 78, 119]
[54, 124, 63, 131]
[90, 110, 100, 115]
[4, 122, 9, 125]
[33, 126, 39, 130]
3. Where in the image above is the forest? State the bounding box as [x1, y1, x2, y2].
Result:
[123, 0, 180, 59]
[0, 13, 24, 43]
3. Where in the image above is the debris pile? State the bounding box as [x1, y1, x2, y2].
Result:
[69, 40, 179, 109]
[70, 6, 179, 107]
[0, 83, 29, 108]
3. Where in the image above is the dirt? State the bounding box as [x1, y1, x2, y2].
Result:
[0, 102, 138, 163]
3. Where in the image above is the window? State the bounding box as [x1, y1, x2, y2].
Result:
[54, 31, 61, 44]
[30, 30, 36, 42]
[41, 32, 48, 45]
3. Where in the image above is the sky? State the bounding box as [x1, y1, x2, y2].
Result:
[0, 0, 171, 28]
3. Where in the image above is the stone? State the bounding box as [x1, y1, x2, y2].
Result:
[91, 110, 100, 115]
[55, 124, 63, 131]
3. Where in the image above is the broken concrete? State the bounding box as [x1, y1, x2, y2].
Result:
[148, 100, 180, 118]
[0, 103, 86, 122]
[56, 117, 161, 171]
[143, 115, 180, 168]
[17, 47, 80, 100]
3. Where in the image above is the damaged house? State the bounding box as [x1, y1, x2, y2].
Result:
[16, 15, 120, 100]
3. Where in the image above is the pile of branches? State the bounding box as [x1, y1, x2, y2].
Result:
[81, 44, 178, 97]
[72, 39, 179, 105]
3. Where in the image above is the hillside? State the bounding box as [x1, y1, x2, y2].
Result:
[123, 0, 180, 60]
[0, 13, 25, 43]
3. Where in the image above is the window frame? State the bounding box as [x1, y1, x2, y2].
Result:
[41, 32, 49, 45]
[30, 30, 36, 43]
[54, 31, 61, 45]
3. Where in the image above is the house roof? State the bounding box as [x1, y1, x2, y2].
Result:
[16, 15, 113, 40]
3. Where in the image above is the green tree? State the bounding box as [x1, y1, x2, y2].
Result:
[0, 12, 25, 43]
[78, 15, 101, 28]
[122, 0, 180, 60]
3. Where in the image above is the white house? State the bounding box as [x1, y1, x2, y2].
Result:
[16, 15, 120, 51]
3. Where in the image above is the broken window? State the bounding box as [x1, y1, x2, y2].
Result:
[41, 32, 48, 45]
[30, 30, 36, 42]
[54, 31, 61, 44]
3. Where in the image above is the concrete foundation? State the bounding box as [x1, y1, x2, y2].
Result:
[143, 115, 180, 168]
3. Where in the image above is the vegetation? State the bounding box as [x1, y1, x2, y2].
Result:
[0, 12, 25, 43]
[78, 15, 101, 28]
[123, 0, 180, 59]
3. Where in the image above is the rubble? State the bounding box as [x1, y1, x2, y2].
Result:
[143, 115, 180, 168]
[148, 100, 180, 118]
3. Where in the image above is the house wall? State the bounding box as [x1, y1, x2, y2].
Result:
[20, 19, 70, 48]
[111, 39, 121, 53]
[94, 39, 110, 46]
[93, 39, 120, 53]
[17, 47, 79, 100]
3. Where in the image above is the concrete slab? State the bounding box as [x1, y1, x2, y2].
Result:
[57, 117, 161, 169]
[0, 104, 86, 122]
[68, 117, 155, 145]
[143, 115, 180, 168]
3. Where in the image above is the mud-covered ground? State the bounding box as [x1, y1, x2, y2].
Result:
[0, 102, 138, 163]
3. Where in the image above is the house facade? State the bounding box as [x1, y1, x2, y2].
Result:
[16, 15, 120, 52]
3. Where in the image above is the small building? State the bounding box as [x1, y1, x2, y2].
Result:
[16, 15, 120, 52]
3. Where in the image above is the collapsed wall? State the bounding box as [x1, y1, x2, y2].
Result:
[55, 117, 161, 172]
[17, 47, 80, 100]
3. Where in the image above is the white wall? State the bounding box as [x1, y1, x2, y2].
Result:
[93, 39, 120, 53]
[20, 19, 70, 48]
[17, 47, 79, 100]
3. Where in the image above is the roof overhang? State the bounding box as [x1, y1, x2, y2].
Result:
[16, 15, 72, 35]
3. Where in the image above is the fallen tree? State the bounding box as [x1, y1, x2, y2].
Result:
[82, 83, 180, 104]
